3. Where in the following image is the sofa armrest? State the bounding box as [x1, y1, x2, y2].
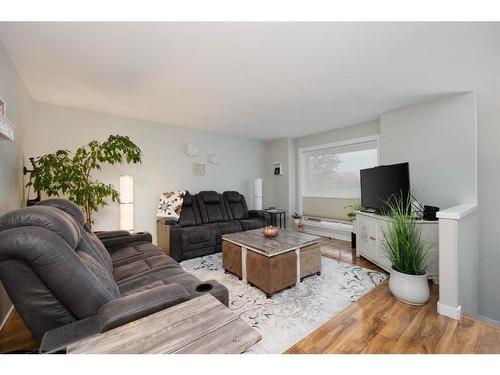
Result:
[157, 217, 179, 226]
[99, 284, 190, 332]
[39, 317, 101, 353]
[94, 230, 132, 240]
[248, 210, 271, 225]
[99, 232, 153, 248]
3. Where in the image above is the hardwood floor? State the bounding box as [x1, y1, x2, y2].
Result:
[0, 309, 38, 353]
[287, 238, 500, 354]
[319, 237, 385, 273]
[2, 237, 499, 354]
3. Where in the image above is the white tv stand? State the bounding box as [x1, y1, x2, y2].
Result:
[355, 211, 439, 283]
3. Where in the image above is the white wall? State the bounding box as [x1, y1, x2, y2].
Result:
[296, 120, 380, 150]
[0, 44, 33, 326]
[263, 138, 295, 222]
[30, 102, 266, 238]
[380, 93, 480, 318]
[380, 93, 477, 208]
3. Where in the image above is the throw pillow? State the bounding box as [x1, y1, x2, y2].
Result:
[157, 191, 186, 220]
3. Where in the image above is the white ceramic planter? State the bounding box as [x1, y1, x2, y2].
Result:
[293, 218, 300, 224]
[389, 267, 430, 306]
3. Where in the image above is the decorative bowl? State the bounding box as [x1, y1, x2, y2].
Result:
[263, 225, 279, 238]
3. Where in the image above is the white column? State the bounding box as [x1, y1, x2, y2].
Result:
[295, 247, 301, 286]
[437, 218, 461, 319]
[436, 203, 478, 320]
[241, 247, 247, 283]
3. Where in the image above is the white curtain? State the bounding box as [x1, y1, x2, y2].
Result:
[303, 139, 378, 198]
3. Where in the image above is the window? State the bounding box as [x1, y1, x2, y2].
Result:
[302, 138, 378, 198]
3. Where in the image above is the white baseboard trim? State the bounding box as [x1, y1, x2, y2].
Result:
[437, 301, 461, 320]
[0, 304, 14, 332]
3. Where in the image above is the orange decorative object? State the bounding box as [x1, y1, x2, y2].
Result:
[263, 225, 279, 238]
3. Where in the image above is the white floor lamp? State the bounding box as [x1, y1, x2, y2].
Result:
[254, 178, 263, 210]
[120, 175, 134, 232]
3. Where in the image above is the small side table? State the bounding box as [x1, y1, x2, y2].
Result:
[292, 223, 303, 232]
[264, 209, 287, 228]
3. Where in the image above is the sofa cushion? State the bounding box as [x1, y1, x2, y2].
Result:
[0, 206, 81, 250]
[118, 267, 200, 296]
[36, 198, 86, 226]
[224, 191, 241, 203]
[199, 191, 220, 203]
[113, 253, 179, 281]
[34, 198, 114, 274]
[217, 220, 243, 235]
[77, 251, 120, 298]
[223, 191, 249, 220]
[109, 242, 164, 266]
[117, 269, 228, 306]
[196, 191, 228, 223]
[178, 192, 202, 227]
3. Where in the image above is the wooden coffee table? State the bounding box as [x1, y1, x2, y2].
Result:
[67, 294, 261, 354]
[222, 229, 322, 298]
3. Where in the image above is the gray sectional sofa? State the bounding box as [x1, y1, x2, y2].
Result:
[0, 198, 229, 352]
[157, 191, 270, 261]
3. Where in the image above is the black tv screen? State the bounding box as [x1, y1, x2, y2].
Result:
[360, 162, 410, 213]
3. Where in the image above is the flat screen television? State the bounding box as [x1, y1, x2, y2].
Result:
[360, 162, 410, 214]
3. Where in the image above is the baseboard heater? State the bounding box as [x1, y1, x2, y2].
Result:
[301, 216, 353, 241]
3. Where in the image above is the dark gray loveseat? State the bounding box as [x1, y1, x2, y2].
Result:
[157, 191, 270, 261]
[0, 198, 228, 352]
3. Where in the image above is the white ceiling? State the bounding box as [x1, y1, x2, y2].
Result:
[0, 22, 498, 140]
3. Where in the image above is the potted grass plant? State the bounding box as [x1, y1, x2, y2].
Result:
[383, 194, 431, 305]
[345, 200, 363, 221]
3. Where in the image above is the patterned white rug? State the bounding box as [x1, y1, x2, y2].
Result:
[181, 253, 386, 354]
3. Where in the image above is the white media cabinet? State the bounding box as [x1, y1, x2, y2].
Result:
[355, 211, 439, 283]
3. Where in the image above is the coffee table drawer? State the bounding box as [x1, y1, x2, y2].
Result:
[300, 243, 321, 278]
[246, 250, 297, 295]
[222, 240, 242, 277]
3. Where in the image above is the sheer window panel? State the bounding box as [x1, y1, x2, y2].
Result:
[303, 140, 378, 198]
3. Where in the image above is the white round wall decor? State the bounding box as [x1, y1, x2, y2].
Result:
[185, 143, 199, 157]
[208, 154, 220, 165]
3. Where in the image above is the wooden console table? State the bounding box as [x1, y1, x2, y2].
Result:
[67, 294, 261, 354]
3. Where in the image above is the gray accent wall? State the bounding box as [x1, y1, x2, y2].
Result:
[29, 102, 267, 238]
[0, 44, 34, 325]
[477, 81, 500, 321]
[380, 93, 477, 208]
[263, 138, 296, 218]
[379, 92, 482, 318]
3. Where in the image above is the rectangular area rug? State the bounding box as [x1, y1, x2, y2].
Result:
[181, 254, 386, 354]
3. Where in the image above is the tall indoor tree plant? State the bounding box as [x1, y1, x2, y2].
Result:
[27, 135, 142, 227]
[383, 194, 431, 305]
